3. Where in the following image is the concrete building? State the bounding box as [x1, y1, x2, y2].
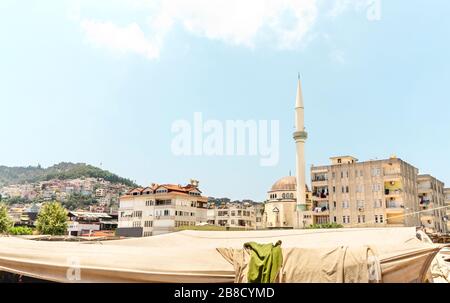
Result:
[117, 180, 208, 237]
[444, 188, 450, 232]
[417, 175, 447, 234]
[67, 211, 117, 236]
[207, 202, 263, 229]
[264, 176, 312, 229]
[292, 75, 308, 227]
[310, 155, 421, 228]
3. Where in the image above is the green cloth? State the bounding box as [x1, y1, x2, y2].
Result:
[244, 240, 283, 283]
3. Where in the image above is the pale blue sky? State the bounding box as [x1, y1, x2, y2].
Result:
[1, 0, 449, 201]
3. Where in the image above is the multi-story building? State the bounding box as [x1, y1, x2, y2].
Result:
[417, 175, 447, 234]
[444, 188, 450, 232]
[207, 202, 263, 229]
[264, 176, 312, 229]
[116, 180, 208, 237]
[310, 155, 421, 228]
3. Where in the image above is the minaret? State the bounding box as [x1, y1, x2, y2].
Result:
[293, 74, 307, 217]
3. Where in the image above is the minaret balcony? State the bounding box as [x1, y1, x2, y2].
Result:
[293, 130, 308, 141]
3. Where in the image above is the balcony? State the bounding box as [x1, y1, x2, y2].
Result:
[386, 201, 405, 213]
[154, 215, 175, 220]
[384, 189, 402, 196]
[312, 175, 328, 184]
[313, 203, 329, 215]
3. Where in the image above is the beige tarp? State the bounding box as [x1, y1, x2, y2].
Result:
[218, 245, 381, 283]
[0, 227, 444, 283]
[430, 248, 450, 282]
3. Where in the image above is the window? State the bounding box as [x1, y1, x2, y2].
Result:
[371, 168, 381, 177]
[357, 200, 364, 209]
[333, 201, 337, 209]
[346, 186, 349, 193]
[332, 186, 336, 193]
[333, 216, 337, 223]
[373, 199, 382, 208]
[379, 215, 384, 223]
[163, 210, 170, 216]
[342, 201, 349, 209]
[372, 184, 381, 192]
[343, 216, 350, 224]
[357, 215, 366, 224]
[356, 184, 364, 193]
[338, 159, 342, 163]
[144, 220, 153, 227]
[341, 171, 344, 178]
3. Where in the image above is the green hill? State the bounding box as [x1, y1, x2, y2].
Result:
[0, 162, 137, 187]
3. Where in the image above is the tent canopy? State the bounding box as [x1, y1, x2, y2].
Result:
[0, 227, 444, 283]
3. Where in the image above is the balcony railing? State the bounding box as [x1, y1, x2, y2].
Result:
[385, 189, 402, 195]
[386, 202, 404, 209]
[312, 177, 328, 182]
[312, 192, 329, 199]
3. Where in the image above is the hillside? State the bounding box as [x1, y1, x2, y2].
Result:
[0, 162, 137, 187]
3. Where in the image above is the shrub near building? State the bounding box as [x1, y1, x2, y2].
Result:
[0, 203, 13, 234]
[36, 202, 68, 235]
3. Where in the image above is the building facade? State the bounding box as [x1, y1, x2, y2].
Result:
[444, 188, 450, 232]
[117, 180, 208, 237]
[310, 155, 421, 228]
[264, 176, 312, 229]
[417, 175, 447, 234]
[206, 202, 264, 229]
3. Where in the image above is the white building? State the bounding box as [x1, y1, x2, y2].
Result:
[117, 180, 208, 237]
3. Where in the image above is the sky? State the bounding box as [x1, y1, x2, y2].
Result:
[1, 0, 449, 201]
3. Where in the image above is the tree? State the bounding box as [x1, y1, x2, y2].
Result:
[0, 203, 13, 234]
[36, 202, 68, 235]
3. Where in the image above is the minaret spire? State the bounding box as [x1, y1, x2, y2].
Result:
[293, 74, 308, 228]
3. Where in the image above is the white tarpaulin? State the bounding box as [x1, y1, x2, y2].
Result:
[0, 227, 444, 283]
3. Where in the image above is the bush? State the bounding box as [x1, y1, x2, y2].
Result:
[36, 202, 68, 235]
[0, 204, 13, 234]
[306, 222, 344, 229]
[8, 226, 33, 235]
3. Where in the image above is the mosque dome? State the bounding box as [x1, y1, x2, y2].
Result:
[269, 176, 310, 192]
[270, 176, 297, 191]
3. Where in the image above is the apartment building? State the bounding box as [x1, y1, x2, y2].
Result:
[417, 175, 447, 234]
[310, 155, 421, 228]
[207, 202, 264, 229]
[444, 188, 450, 232]
[116, 180, 208, 237]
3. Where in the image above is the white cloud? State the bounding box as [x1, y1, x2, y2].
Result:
[329, 49, 346, 64]
[155, 0, 318, 49]
[75, 0, 362, 60]
[327, 0, 370, 18]
[80, 20, 161, 59]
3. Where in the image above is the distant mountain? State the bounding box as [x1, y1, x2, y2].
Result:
[0, 162, 138, 187]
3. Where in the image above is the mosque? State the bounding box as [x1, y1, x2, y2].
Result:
[264, 76, 313, 229]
